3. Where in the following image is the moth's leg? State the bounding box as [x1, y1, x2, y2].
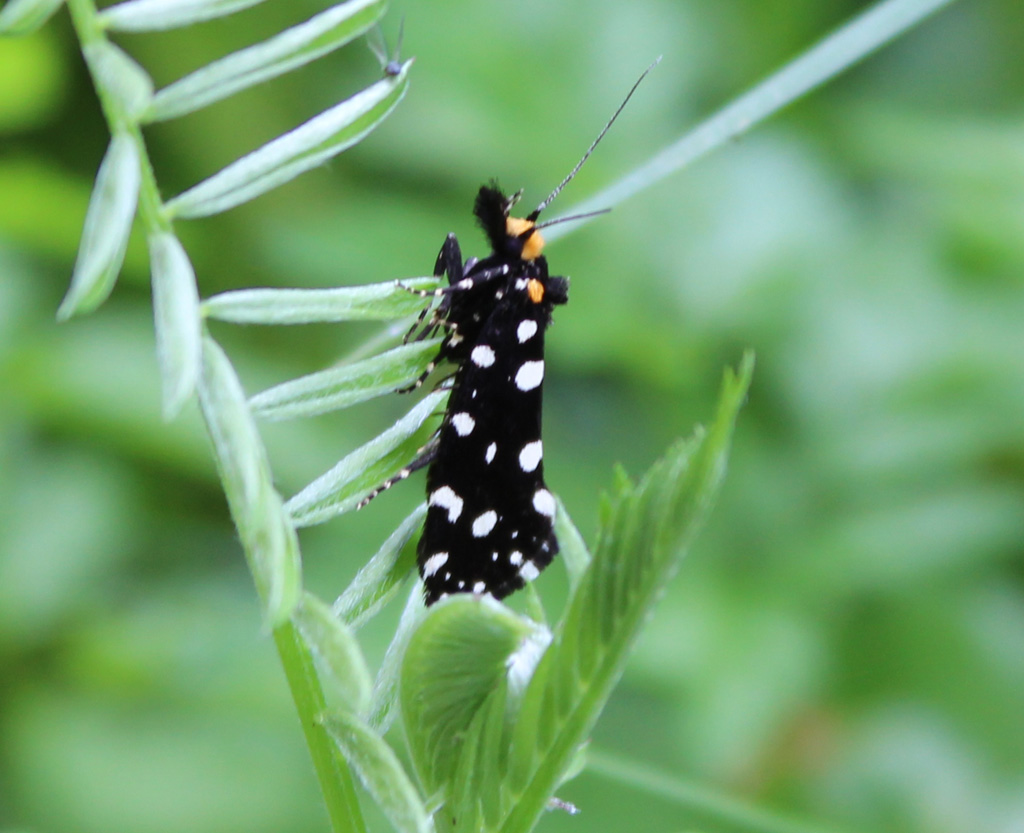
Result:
[356, 437, 439, 509]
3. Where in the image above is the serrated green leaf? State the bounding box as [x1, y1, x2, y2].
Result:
[145, 0, 385, 121]
[492, 354, 754, 833]
[322, 711, 432, 833]
[84, 40, 153, 121]
[0, 0, 64, 34]
[294, 592, 372, 713]
[149, 231, 200, 418]
[334, 503, 425, 629]
[401, 596, 535, 801]
[197, 337, 302, 625]
[201, 278, 442, 324]
[100, 0, 269, 33]
[165, 60, 411, 218]
[58, 133, 140, 320]
[250, 339, 442, 421]
[285, 390, 445, 527]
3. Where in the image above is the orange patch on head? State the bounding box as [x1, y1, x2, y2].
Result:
[527, 278, 545, 303]
[506, 216, 546, 261]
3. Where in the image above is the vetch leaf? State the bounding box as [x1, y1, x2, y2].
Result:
[285, 389, 445, 527]
[149, 231, 200, 418]
[294, 592, 372, 714]
[100, 0, 270, 33]
[201, 278, 440, 324]
[197, 337, 302, 625]
[0, 0, 65, 34]
[322, 711, 433, 833]
[554, 498, 591, 592]
[58, 133, 140, 320]
[334, 503, 425, 629]
[367, 585, 424, 733]
[400, 595, 536, 801]
[83, 40, 153, 122]
[145, 0, 386, 121]
[250, 339, 442, 421]
[494, 354, 754, 833]
[166, 60, 411, 219]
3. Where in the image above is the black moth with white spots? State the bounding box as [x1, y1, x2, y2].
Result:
[411, 185, 569, 604]
[361, 62, 657, 605]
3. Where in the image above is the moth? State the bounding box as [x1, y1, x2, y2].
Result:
[365, 62, 657, 604]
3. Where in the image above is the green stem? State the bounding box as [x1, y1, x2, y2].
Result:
[64, 3, 367, 829]
[275, 622, 367, 833]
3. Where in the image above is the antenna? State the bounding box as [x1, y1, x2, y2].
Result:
[532, 207, 611, 232]
[528, 56, 661, 221]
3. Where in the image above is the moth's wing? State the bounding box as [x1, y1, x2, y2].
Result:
[417, 282, 557, 604]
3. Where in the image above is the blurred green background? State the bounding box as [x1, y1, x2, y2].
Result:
[2, 1, 1024, 831]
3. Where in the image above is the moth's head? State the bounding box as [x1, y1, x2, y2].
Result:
[474, 184, 545, 262]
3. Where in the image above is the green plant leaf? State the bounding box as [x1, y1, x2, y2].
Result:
[99, 0, 270, 33]
[294, 592, 372, 714]
[197, 337, 302, 625]
[322, 711, 433, 833]
[84, 40, 153, 122]
[58, 132, 140, 320]
[400, 595, 538, 802]
[0, 0, 65, 34]
[492, 353, 754, 833]
[553, 497, 590, 592]
[144, 0, 385, 122]
[250, 339, 442, 421]
[201, 278, 441, 324]
[165, 60, 411, 219]
[334, 503, 425, 629]
[149, 231, 200, 418]
[367, 585, 425, 732]
[285, 389, 445, 527]
[546, 0, 961, 242]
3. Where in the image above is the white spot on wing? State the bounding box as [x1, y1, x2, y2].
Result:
[533, 488, 556, 518]
[515, 360, 544, 391]
[471, 345, 496, 367]
[519, 440, 542, 472]
[519, 561, 540, 582]
[429, 486, 463, 522]
[422, 552, 448, 578]
[451, 412, 475, 436]
[485, 442, 497, 464]
[472, 510, 498, 537]
[517, 319, 538, 343]
[473, 580, 487, 593]
[509, 550, 524, 566]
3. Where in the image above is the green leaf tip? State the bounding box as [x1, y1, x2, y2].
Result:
[0, 0, 65, 34]
[58, 133, 141, 320]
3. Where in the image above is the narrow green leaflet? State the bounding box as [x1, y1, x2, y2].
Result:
[58, 133, 141, 320]
[83, 41, 154, 122]
[553, 498, 591, 591]
[293, 592, 372, 714]
[334, 503, 425, 629]
[201, 279, 440, 324]
[546, 0, 961, 242]
[0, 0, 65, 34]
[165, 60, 411, 219]
[197, 337, 302, 625]
[367, 585, 425, 732]
[100, 0, 270, 33]
[494, 355, 754, 833]
[322, 712, 433, 833]
[251, 339, 442, 421]
[149, 231, 200, 418]
[145, 0, 385, 122]
[401, 596, 536, 801]
[285, 389, 445, 527]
